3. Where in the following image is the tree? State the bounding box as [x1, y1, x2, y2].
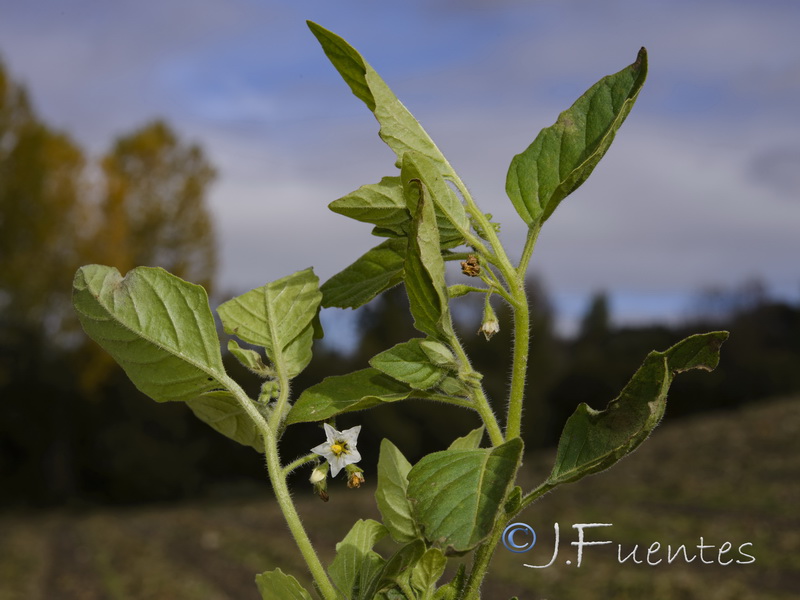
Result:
[0, 58, 87, 337]
[0, 56, 222, 505]
[96, 120, 217, 292]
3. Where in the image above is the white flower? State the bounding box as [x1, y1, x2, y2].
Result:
[311, 424, 362, 477]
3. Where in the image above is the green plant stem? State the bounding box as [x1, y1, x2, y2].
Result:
[472, 386, 505, 447]
[517, 223, 541, 277]
[449, 175, 533, 441]
[282, 453, 319, 477]
[518, 482, 556, 514]
[264, 433, 340, 600]
[446, 332, 504, 447]
[504, 288, 530, 440]
[460, 518, 505, 600]
[224, 372, 337, 600]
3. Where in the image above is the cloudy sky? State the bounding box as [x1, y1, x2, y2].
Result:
[2, 0, 799, 337]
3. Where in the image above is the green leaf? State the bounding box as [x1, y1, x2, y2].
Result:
[308, 21, 450, 174]
[419, 339, 457, 369]
[407, 438, 524, 553]
[286, 368, 413, 425]
[186, 391, 263, 452]
[506, 47, 648, 226]
[321, 238, 406, 309]
[329, 176, 410, 234]
[401, 151, 468, 244]
[328, 519, 388, 599]
[404, 178, 454, 342]
[362, 540, 427, 600]
[255, 568, 313, 600]
[73, 265, 227, 403]
[410, 548, 447, 598]
[547, 331, 728, 487]
[73, 266, 263, 450]
[447, 426, 485, 451]
[227, 339, 272, 377]
[370, 339, 447, 390]
[376, 438, 420, 543]
[217, 268, 321, 378]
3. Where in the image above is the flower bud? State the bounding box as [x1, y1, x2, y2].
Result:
[479, 296, 499, 341]
[310, 462, 329, 501]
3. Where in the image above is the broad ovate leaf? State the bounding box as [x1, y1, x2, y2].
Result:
[407, 438, 523, 553]
[72, 265, 261, 450]
[506, 47, 648, 226]
[73, 265, 226, 402]
[286, 368, 413, 425]
[546, 331, 728, 487]
[217, 268, 321, 378]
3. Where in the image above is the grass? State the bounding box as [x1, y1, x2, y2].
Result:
[1, 396, 798, 599]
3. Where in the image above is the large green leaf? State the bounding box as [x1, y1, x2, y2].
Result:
[255, 568, 313, 600]
[73, 265, 262, 450]
[407, 438, 523, 553]
[546, 331, 728, 487]
[370, 339, 447, 390]
[376, 438, 420, 543]
[328, 519, 388, 599]
[506, 47, 648, 226]
[404, 177, 454, 342]
[217, 268, 321, 378]
[286, 368, 413, 425]
[73, 265, 226, 402]
[308, 21, 450, 174]
[321, 238, 406, 310]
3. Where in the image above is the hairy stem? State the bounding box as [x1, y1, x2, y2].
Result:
[505, 285, 530, 440]
[460, 518, 506, 600]
[282, 453, 319, 478]
[517, 223, 541, 278]
[264, 433, 339, 600]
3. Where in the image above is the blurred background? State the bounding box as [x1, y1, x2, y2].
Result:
[1, 1, 798, 598]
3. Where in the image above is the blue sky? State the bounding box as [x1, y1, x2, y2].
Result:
[2, 0, 799, 337]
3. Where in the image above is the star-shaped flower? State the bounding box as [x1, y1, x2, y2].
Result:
[311, 424, 362, 477]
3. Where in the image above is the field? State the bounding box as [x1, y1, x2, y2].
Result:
[1, 397, 798, 599]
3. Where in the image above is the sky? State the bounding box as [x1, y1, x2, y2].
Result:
[1, 0, 799, 340]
